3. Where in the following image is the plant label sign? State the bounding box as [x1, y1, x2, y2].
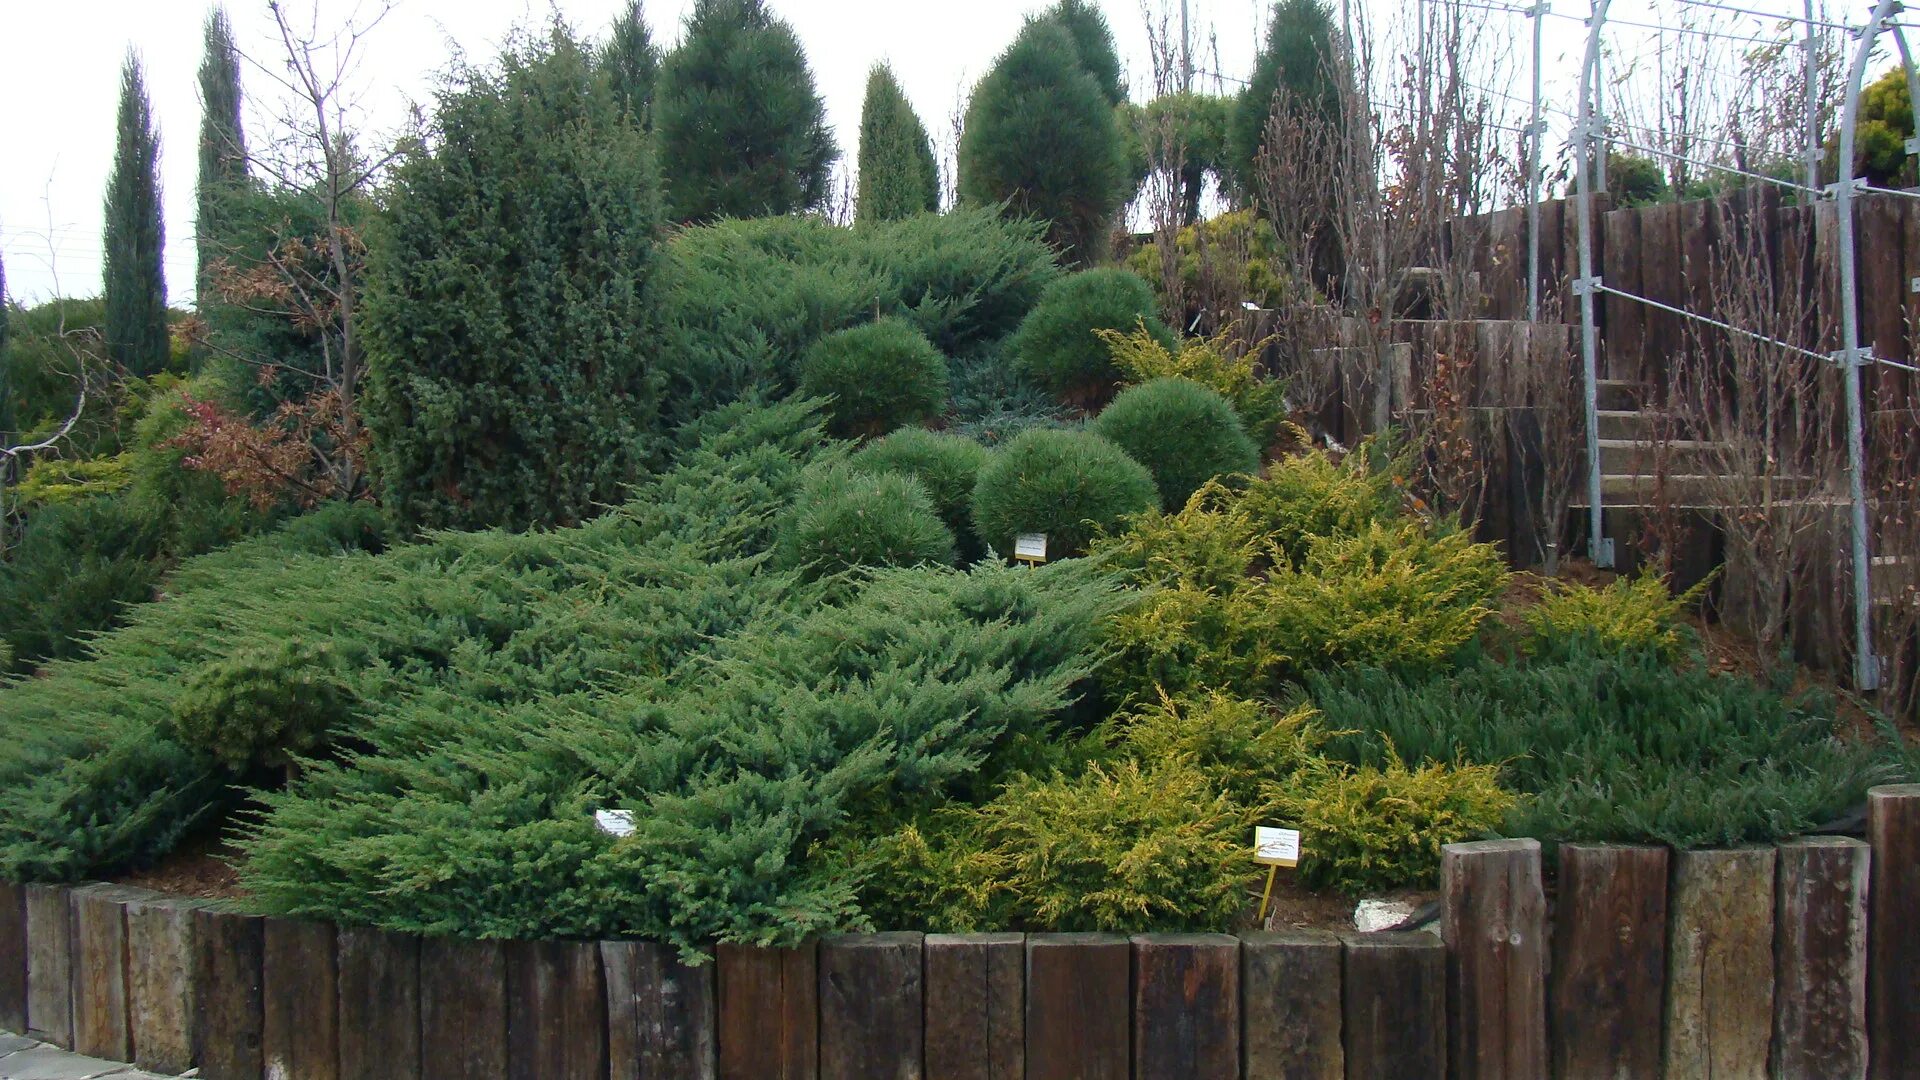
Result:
[1254, 825, 1302, 868]
[1014, 533, 1048, 564]
[594, 809, 635, 838]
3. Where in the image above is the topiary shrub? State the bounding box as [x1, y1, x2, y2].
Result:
[776, 466, 956, 579]
[850, 428, 990, 556]
[971, 428, 1157, 559]
[798, 317, 949, 438]
[1011, 269, 1174, 406]
[1091, 377, 1260, 509]
[168, 639, 355, 772]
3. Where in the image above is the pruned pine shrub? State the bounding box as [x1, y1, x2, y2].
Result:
[1091, 377, 1260, 509]
[1265, 755, 1515, 894]
[798, 317, 949, 438]
[850, 428, 990, 556]
[1525, 568, 1710, 661]
[1097, 322, 1290, 448]
[776, 467, 956, 579]
[970, 428, 1157, 559]
[168, 640, 355, 772]
[1011, 269, 1174, 406]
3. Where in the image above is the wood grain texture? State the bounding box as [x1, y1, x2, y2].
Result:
[603, 940, 716, 1080]
[25, 884, 72, 1048]
[1241, 929, 1343, 1080]
[1342, 932, 1445, 1080]
[68, 883, 138, 1061]
[819, 933, 923, 1080]
[1664, 847, 1775, 1080]
[1025, 933, 1129, 1080]
[1869, 785, 1920, 1080]
[193, 904, 265, 1080]
[923, 933, 1023, 1080]
[1442, 839, 1547, 1080]
[419, 937, 507, 1080]
[505, 939, 607, 1080]
[1774, 837, 1870, 1080]
[126, 894, 210, 1075]
[337, 926, 421, 1080]
[1550, 844, 1668, 1080]
[263, 917, 340, 1080]
[0, 882, 24, 1034]
[717, 942, 818, 1080]
[1130, 934, 1237, 1080]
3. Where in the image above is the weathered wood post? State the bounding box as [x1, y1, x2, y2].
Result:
[1664, 847, 1776, 1080]
[1241, 929, 1343, 1079]
[420, 937, 508, 1080]
[262, 917, 340, 1080]
[126, 893, 210, 1075]
[338, 927, 421, 1080]
[69, 883, 142, 1060]
[193, 902, 266, 1080]
[25, 883, 72, 1048]
[603, 939, 716, 1080]
[819, 933, 923, 1080]
[505, 939, 606, 1080]
[717, 942, 818, 1080]
[1025, 933, 1129, 1080]
[1442, 839, 1548, 1080]
[0, 882, 24, 1034]
[1131, 933, 1238, 1080]
[1550, 844, 1668, 1079]
[1342, 932, 1446, 1079]
[923, 933, 1023, 1080]
[1774, 837, 1870, 1080]
[1868, 785, 1920, 1080]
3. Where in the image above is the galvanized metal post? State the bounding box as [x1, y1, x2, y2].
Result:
[1574, 0, 1613, 567]
[1803, 0, 1820, 191]
[1833, 0, 1895, 691]
[1527, 1, 1547, 322]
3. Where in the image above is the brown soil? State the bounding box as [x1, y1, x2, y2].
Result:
[111, 819, 248, 901]
[1240, 872, 1438, 934]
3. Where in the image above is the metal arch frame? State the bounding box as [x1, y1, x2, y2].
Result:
[1572, 0, 1613, 569]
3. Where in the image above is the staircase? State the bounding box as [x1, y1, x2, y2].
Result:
[1572, 380, 1824, 509]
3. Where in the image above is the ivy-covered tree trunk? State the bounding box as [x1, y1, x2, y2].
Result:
[196, 6, 248, 301]
[104, 52, 169, 377]
[856, 65, 939, 223]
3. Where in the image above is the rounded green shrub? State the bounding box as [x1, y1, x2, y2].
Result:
[1010, 269, 1174, 406]
[1092, 377, 1259, 509]
[798, 317, 950, 438]
[169, 639, 355, 772]
[776, 466, 957, 578]
[971, 427, 1157, 558]
[850, 428, 990, 554]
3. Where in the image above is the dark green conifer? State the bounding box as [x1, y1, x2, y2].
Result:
[1040, 0, 1126, 107]
[856, 64, 938, 223]
[656, 0, 837, 222]
[196, 6, 248, 297]
[1228, 0, 1343, 192]
[103, 52, 169, 377]
[602, 1, 658, 126]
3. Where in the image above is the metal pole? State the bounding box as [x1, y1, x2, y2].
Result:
[1834, 0, 1894, 691]
[1527, 1, 1546, 322]
[1575, 0, 1613, 567]
[1803, 0, 1820, 190]
[1180, 0, 1193, 90]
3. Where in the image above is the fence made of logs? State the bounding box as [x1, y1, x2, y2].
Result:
[1, 784, 1916, 1079]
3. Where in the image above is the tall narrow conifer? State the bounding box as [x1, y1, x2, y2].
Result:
[602, 1, 658, 126]
[104, 52, 169, 376]
[196, 7, 248, 297]
[856, 64, 939, 223]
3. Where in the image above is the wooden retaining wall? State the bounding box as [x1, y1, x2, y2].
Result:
[1, 785, 1916, 1078]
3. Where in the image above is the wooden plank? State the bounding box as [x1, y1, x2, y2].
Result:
[1903, 199, 1920, 371]
[1550, 844, 1668, 1080]
[193, 904, 265, 1080]
[1025, 933, 1129, 1080]
[717, 942, 817, 1080]
[819, 933, 923, 1080]
[25, 884, 72, 1048]
[69, 883, 136, 1061]
[603, 940, 716, 1080]
[1242, 929, 1343, 1080]
[126, 894, 210, 1075]
[1341, 932, 1446, 1079]
[1860, 195, 1907, 366]
[1775, 837, 1871, 1080]
[1441, 839, 1548, 1080]
[923, 933, 1023, 1080]
[1869, 785, 1920, 1079]
[1131, 934, 1237, 1080]
[0, 881, 26, 1034]
[263, 918, 340, 1080]
[338, 927, 421, 1080]
[1664, 847, 1775, 1080]
[1637, 202, 1683, 389]
[420, 937, 507, 1080]
[1535, 198, 1567, 321]
[1601, 205, 1644, 383]
[506, 939, 607, 1080]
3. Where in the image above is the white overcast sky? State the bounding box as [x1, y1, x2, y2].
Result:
[0, 0, 1833, 307]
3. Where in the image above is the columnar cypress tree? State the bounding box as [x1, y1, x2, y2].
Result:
[1040, 0, 1126, 107]
[196, 6, 248, 297]
[856, 64, 938, 223]
[0, 252, 13, 447]
[656, 0, 836, 222]
[959, 19, 1124, 267]
[602, 1, 658, 127]
[1229, 0, 1343, 193]
[103, 52, 169, 377]
[362, 26, 665, 533]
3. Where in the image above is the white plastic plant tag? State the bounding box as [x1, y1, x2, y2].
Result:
[1014, 533, 1048, 563]
[1254, 825, 1302, 867]
[594, 809, 635, 838]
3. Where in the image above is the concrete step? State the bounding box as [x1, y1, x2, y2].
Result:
[1595, 379, 1645, 412]
[1573, 473, 1824, 508]
[1873, 555, 1916, 606]
[1592, 438, 1721, 474]
[1596, 410, 1655, 440]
